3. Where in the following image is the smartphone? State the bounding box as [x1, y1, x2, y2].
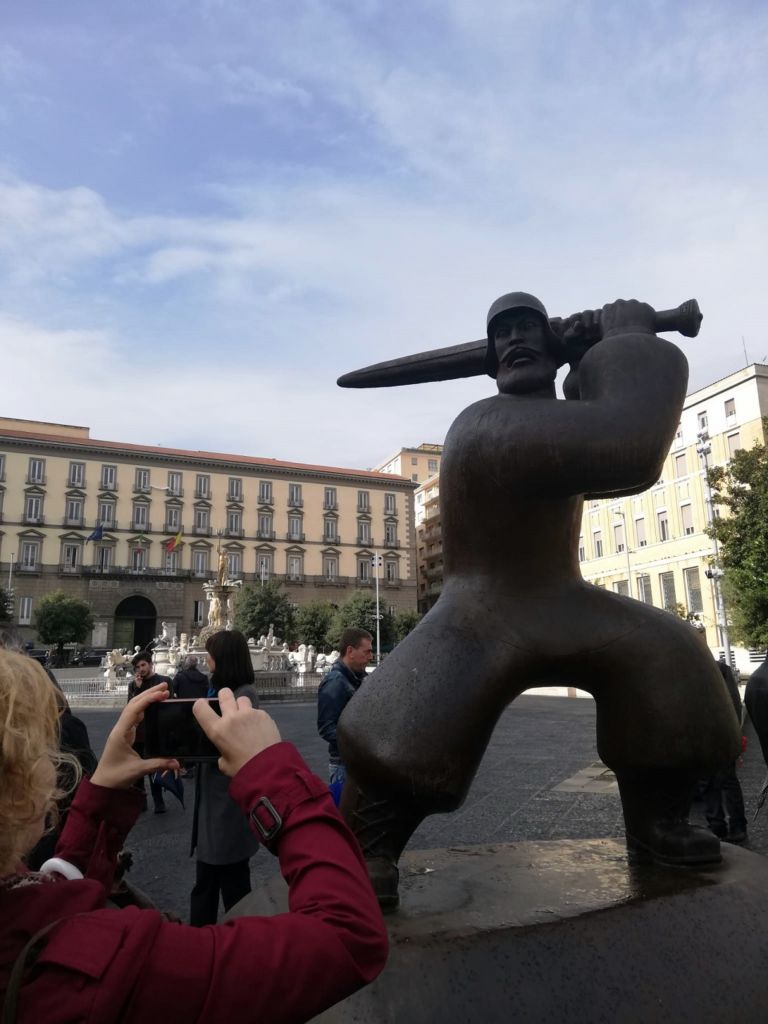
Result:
[143, 699, 221, 762]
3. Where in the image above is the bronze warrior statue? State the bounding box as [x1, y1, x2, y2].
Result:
[338, 294, 741, 909]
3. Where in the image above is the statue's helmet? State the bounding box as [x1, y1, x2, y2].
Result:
[484, 291, 562, 377]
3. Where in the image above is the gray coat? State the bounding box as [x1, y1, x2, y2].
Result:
[191, 684, 260, 865]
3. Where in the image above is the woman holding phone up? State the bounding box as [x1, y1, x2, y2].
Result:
[0, 649, 388, 1023]
[190, 629, 260, 925]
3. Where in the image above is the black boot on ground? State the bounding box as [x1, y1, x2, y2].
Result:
[617, 769, 722, 866]
[340, 781, 425, 912]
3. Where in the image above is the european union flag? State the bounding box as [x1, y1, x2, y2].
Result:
[85, 525, 103, 543]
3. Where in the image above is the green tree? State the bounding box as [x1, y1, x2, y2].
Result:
[708, 430, 768, 648]
[0, 585, 11, 625]
[328, 591, 394, 651]
[294, 600, 336, 650]
[393, 608, 421, 643]
[234, 581, 296, 642]
[33, 591, 94, 666]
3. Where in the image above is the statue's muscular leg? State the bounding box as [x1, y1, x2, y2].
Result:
[581, 593, 741, 864]
[339, 594, 542, 907]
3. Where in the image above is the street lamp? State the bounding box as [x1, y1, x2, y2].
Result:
[371, 552, 382, 666]
[613, 510, 633, 597]
[696, 431, 733, 667]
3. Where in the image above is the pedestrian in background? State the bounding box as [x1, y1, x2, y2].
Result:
[129, 651, 172, 813]
[173, 654, 209, 699]
[189, 629, 260, 925]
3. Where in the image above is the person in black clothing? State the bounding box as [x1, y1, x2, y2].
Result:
[173, 654, 209, 699]
[745, 653, 768, 768]
[129, 650, 172, 813]
[700, 656, 748, 843]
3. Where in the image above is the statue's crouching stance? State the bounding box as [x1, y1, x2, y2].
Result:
[338, 294, 741, 910]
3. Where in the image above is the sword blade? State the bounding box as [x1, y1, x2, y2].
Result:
[337, 338, 487, 389]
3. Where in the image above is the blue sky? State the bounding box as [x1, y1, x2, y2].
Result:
[1, 1, 766, 467]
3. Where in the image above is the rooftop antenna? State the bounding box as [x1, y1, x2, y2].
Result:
[741, 335, 750, 366]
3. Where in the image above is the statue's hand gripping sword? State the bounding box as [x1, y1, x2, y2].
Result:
[337, 299, 702, 389]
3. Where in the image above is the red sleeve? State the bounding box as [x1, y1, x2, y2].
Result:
[123, 744, 388, 1023]
[54, 778, 142, 890]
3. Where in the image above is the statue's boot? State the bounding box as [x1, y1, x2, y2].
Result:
[340, 779, 425, 912]
[616, 769, 721, 866]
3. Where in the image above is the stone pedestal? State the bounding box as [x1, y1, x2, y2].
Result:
[233, 839, 768, 1023]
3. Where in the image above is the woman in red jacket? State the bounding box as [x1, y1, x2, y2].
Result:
[0, 650, 388, 1023]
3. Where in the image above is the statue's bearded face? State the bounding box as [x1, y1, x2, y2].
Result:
[493, 312, 559, 395]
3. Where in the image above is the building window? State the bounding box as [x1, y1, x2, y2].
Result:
[195, 508, 210, 533]
[132, 503, 149, 529]
[613, 580, 630, 597]
[28, 458, 45, 484]
[61, 543, 79, 570]
[227, 551, 242, 576]
[385, 560, 398, 582]
[166, 506, 181, 530]
[19, 596, 32, 625]
[288, 483, 302, 506]
[674, 423, 683, 447]
[659, 571, 677, 611]
[674, 453, 687, 479]
[323, 517, 338, 543]
[0, 454, 5, 481]
[358, 519, 371, 544]
[637, 574, 653, 604]
[134, 468, 150, 491]
[167, 471, 183, 496]
[20, 542, 40, 570]
[384, 493, 396, 515]
[635, 518, 647, 547]
[287, 514, 303, 540]
[193, 599, 206, 625]
[593, 531, 603, 558]
[657, 511, 670, 542]
[613, 522, 625, 553]
[66, 497, 83, 523]
[100, 464, 117, 490]
[684, 566, 703, 614]
[131, 546, 147, 571]
[727, 432, 742, 459]
[697, 411, 708, 433]
[287, 554, 303, 580]
[681, 504, 694, 535]
[165, 548, 180, 572]
[578, 537, 585, 561]
[323, 555, 338, 580]
[257, 553, 272, 580]
[411, 474, 419, 482]
[258, 512, 273, 538]
[228, 477, 243, 501]
[95, 545, 112, 571]
[25, 495, 44, 522]
[227, 510, 241, 535]
[358, 558, 371, 581]
[195, 474, 210, 498]
[357, 490, 370, 512]
[97, 500, 115, 527]
[724, 397, 736, 422]
[384, 522, 398, 546]
[428, 459, 438, 474]
[258, 481, 273, 504]
[324, 487, 337, 510]
[69, 462, 85, 487]
[193, 550, 209, 576]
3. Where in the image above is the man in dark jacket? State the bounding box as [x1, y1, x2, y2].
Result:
[129, 651, 172, 813]
[317, 628, 373, 788]
[701, 656, 747, 843]
[173, 655, 209, 699]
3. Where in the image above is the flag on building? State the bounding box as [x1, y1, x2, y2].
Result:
[165, 530, 183, 553]
[85, 525, 103, 543]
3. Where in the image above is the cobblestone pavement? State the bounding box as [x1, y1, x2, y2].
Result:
[78, 696, 768, 922]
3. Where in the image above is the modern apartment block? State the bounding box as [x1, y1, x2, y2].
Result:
[0, 418, 417, 649]
[412, 365, 768, 671]
[375, 443, 442, 485]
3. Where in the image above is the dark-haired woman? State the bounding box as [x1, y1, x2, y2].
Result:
[189, 629, 260, 925]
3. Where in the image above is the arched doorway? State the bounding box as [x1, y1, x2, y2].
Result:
[114, 595, 157, 651]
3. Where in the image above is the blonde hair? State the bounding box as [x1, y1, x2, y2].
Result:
[0, 651, 69, 871]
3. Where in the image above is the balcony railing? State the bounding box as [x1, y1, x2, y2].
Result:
[100, 480, 118, 491]
[99, 519, 117, 530]
[83, 565, 195, 579]
[63, 517, 85, 528]
[224, 527, 245, 538]
[167, 487, 184, 498]
[226, 492, 243, 503]
[286, 532, 305, 542]
[287, 497, 303, 507]
[68, 478, 86, 489]
[26, 476, 46, 486]
[133, 484, 152, 494]
[59, 563, 82, 575]
[164, 522, 184, 534]
[356, 536, 373, 547]
[323, 502, 338, 511]
[16, 562, 40, 573]
[23, 515, 45, 525]
[256, 529, 276, 540]
[257, 494, 274, 506]
[194, 489, 210, 499]
[193, 525, 213, 536]
[130, 521, 152, 532]
[323, 534, 341, 545]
